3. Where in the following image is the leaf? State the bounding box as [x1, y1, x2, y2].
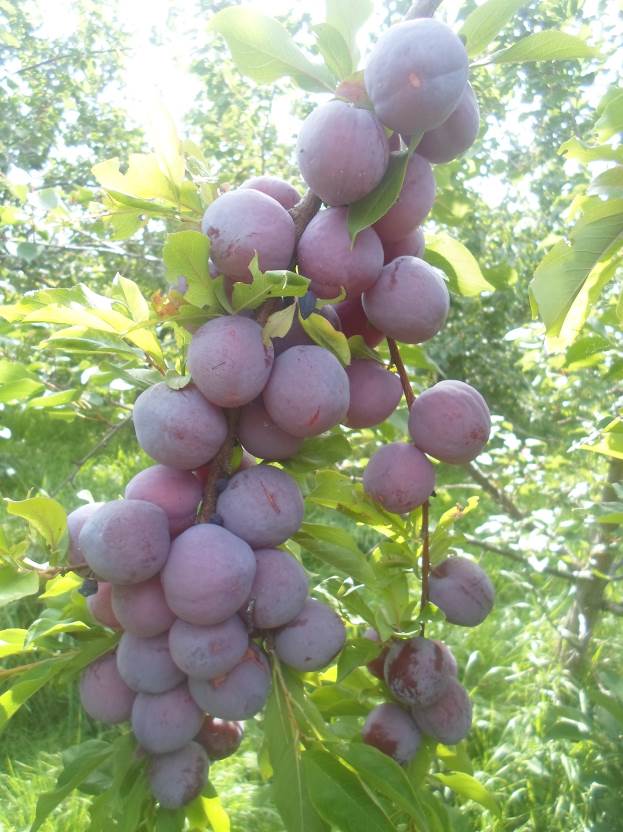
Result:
[115, 275, 151, 322]
[313, 23, 352, 80]
[433, 772, 501, 815]
[0, 629, 29, 658]
[299, 311, 351, 366]
[26, 389, 80, 409]
[162, 231, 215, 309]
[0, 360, 44, 403]
[459, 0, 529, 57]
[302, 749, 392, 832]
[6, 496, 67, 549]
[595, 86, 623, 142]
[347, 335, 381, 362]
[0, 567, 39, 607]
[263, 303, 296, 343]
[581, 418, 623, 460]
[92, 154, 178, 205]
[336, 638, 382, 682]
[231, 263, 309, 311]
[294, 523, 376, 585]
[424, 233, 493, 296]
[154, 808, 186, 832]
[208, 6, 334, 93]
[325, 0, 372, 65]
[348, 151, 410, 241]
[560, 137, 623, 165]
[589, 165, 623, 199]
[491, 30, 600, 64]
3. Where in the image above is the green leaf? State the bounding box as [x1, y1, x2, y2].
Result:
[348, 151, 410, 241]
[595, 86, 623, 142]
[589, 165, 623, 199]
[294, 523, 376, 585]
[0, 360, 44, 403]
[581, 418, 623, 460]
[299, 311, 351, 366]
[336, 638, 381, 682]
[313, 23, 352, 80]
[115, 275, 151, 322]
[208, 6, 334, 93]
[0, 568, 39, 607]
[231, 263, 309, 311]
[433, 772, 501, 815]
[459, 0, 529, 57]
[491, 30, 600, 64]
[163, 230, 214, 308]
[302, 749, 392, 832]
[263, 303, 296, 343]
[154, 808, 186, 832]
[26, 389, 80, 409]
[325, 0, 372, 65]
[347, 335, 381, 362]
[6, 496, 67, 549]
[559, 137, 623, 165]
[0, 629, 29, 658]
[424, 233, 493, 296]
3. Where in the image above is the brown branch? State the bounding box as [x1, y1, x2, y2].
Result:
[387, 337, 415, 407]
[405, 0, 443, 19]
[464, 461, 525, 520]
[463, 534, 589, 583]
[420, 500, 431, 635]
[289, 189, 321, 243]
[198, 409, 240, 522]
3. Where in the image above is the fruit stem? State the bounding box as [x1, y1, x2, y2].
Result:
[405, 0, 444, 19]
[387, 337, 415, 408]
[198, 408, 240, 522]
[420, 499, 431, 636]
[289, 189, 322, 243]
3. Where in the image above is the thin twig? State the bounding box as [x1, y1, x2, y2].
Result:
[404, 0, 443, 19]
[463, 534, 588, 583]
[387, 337, 415, 407]
[289, 190, 321, 243]
[464, 461, 525, 520]
[198, 409, 240, 522]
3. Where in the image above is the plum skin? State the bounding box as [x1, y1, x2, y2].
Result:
[116, 631, 186, 694]
[362, 703, 422, 765]
[384, 637, 457, 707]
[416, 83, 480, 165]
[79, 652, 135, 724]
[67, 502, 104, 567]
[363, 627, 390, 680]
[195, 716, 244, 761]
[373, 154, 435, 243]
[363, 442, 435, 515]
[411, 678, 472, 745]
[273, 598, 346, 672]
[240, 175, 299, 210]
[189, 645, 272, 721]
[148, 742, 209, 808]
[345, 360, 403, 429]
[86, 582, 121, 630]
[237, 398, 303, 461]
[132, 683, 204, 754]
[168, 615, 249, 680]
[242, 548, 309, 630]
[124, 465, 202, 537]
[111, 576, 176, 638]
[429, 556, 494, 626]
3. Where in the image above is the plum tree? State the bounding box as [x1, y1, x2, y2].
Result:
[334, 296, 384, 348]
[363, 443, 435, 514]
[273, 598, 346, 672]
[133, 383, 228, 470]
[408, 379, 491, 464]
[216, 465, 304, 547]
[429, 556, 494, 626]
[148, 742, 209, 809]
[111, 576, 176, 638]
[240, 175, 299, 209]
[189, 645, 271, 720]
[243, 548, 308, 629]
[187, 316, 274, 408]
[416, 83, 480, 165]
[362, 703, 422, 765]
[411, 678, 472, 745]
[263, 345, 350, 437]
[124, 465, 202, 537]
[363, 628, 390, 681]
[79, 652, 135, 724]
[237, 399, 303, 461]
[79, 500, 170, 585]
[364, 18, 468, 135]
[383, 227, 425, 264]
[162, 524, 256, 626]
[385, 637, 457, 707]
[296, 207, 384, 299]
[345, 360, 403, 429]
[296, 99, 389, 206]
[195, 716, 244, 761]
[272, 305, 341, 356]
[116, 632, 185, 694]
[86, 582, 121, 629]
[131, 683, 204, 754]
[168, 615, 249, 679]
[373, 154, 435, 243]
[67, 502, 104, 566]
[362, 256, 450, 344]
[201, 189, 295, 280]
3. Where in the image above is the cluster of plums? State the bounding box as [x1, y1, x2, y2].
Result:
[62, 10, 495, 810]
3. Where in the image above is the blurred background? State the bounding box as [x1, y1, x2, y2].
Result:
[1, 1, 622, 830]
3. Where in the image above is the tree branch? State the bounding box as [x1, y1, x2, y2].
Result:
[198, 409, 240, 522]
[464, 461, 525, 520]
[404, 0, 443, 19]
[387, 337, 415, 407]
[289, 190, 321, 243]
[463, 534, 590, 583]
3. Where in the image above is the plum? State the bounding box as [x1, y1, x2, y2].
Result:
[273, 598, 346, 672]
[408, 379, 491, 464]
[168, 615, 249, 679]
[362, 703, 422, 765]
[162, 524, 256, 626]
[363, 443, 435, 514]
[373, 154, 435, 243]
[195, 716, 244, 761]
[201, 189, 295, 281]
[67, 502, 104, 567]
[363, 627, 389, 681]
[240, 175, 300, 209]
[124, 465, 202, 537]
[133, 382, 227, 470]
[362, 256, 449, 344]
[189, 645, 271, 721]
[296, 99, 389, 206]
[132, 683, 204, 754]
[79, 652, 135, 724]
[188, 316, 274, 408]
[148, 742, 209, 808]
[384, 637, 457, 707]
[111, 576, 176, 638]
[429, 556, 494, 627]
[416, 83, 480, 164]
[263, 345, 350, 437]
[216, 465, 304, 548]
[345, 360, 403, 429]
[237, 399, 303, 461]
[411, 678, 472, 745]
[297, 207, 384, 299]
[364, 18, 468, 135]
[383, 227, 425, 264]
[86, 582, 121, 630]
[79, 500, 170, 585]
[243, 548, 308, 629]
[335, 296, 384, 348]
[116, 631, 185, 694]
